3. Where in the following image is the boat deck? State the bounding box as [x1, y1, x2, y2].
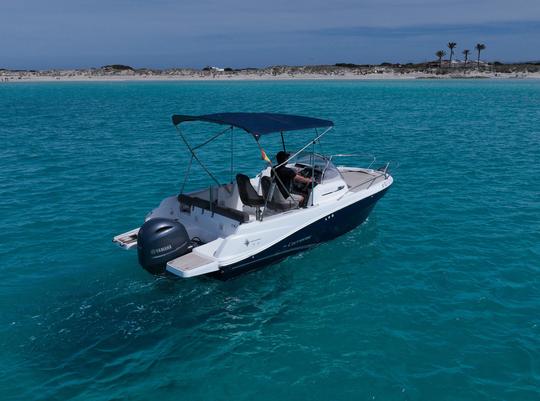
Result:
[112, 227, 139, 249]
[166, 252, 219, 278]
[340, 169, 387, 192]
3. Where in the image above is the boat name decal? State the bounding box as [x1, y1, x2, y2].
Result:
[285, 235, 312, 248]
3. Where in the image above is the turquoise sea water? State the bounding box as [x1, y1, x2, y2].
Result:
[1, 80, 539, 400]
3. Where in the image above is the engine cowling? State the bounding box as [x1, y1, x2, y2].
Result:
[137, 218, 191, 274]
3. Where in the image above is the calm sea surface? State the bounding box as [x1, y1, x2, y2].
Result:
[1, 80, 539, 401]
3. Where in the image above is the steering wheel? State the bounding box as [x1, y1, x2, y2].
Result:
[299, 166, 322, 181]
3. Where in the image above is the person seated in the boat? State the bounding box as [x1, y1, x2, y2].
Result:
[273, 151, 312, 206]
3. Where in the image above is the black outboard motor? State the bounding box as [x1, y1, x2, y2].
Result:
[137, 218, 191, 274]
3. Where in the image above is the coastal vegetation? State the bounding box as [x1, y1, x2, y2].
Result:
[100, 64, 134, 71]
[1, 57, 539, 82]
[434, 42, 487, 70]
[476, 43, 486, 68]
[463, 49, 470, 67]
[447, 43, 457, 65]
[436, 50, 446, 68]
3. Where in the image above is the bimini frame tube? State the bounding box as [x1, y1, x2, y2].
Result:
[259, 126, 334, 219]
[174, 120, 333, 219]
[273, 126, 333, 169]
[175, 125, 233, 194]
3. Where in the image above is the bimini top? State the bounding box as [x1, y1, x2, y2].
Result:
[172, 112, 333, 139]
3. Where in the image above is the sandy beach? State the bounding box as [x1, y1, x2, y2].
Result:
[2, 65, 539, 82]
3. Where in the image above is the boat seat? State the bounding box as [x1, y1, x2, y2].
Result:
[178, 194, 249, 223]
[236, 173, 266, 219]
[236, 174, 265, 207]
[261, 176, 296, 211]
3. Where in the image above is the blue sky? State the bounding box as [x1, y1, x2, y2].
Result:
[1, 0, 539, 69]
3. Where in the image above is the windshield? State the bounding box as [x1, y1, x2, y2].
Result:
[293, 153, 342, 183]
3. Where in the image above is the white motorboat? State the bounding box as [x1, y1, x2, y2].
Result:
[113, 112, 393, 279]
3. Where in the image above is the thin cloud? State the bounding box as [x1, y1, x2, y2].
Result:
[312, 20, 540, 38]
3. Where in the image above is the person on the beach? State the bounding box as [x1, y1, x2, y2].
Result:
[273, 151, 312, 206]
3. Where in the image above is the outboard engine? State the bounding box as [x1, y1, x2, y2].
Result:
[137, 218, 191, 274]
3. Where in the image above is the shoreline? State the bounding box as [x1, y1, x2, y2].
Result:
[2, 66, 539, 82]
[2, 74, 539, 82]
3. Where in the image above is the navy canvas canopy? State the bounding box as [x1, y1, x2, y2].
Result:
[172, 112, 333, 139]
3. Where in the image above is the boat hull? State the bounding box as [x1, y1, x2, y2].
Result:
[211, 187, 389, 280]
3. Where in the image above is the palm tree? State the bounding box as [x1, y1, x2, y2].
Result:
[462, 49, 470, 67]
[436, 50, 446, 68]
[447, 42, 457, 66]
[475, 43, 486, 68]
